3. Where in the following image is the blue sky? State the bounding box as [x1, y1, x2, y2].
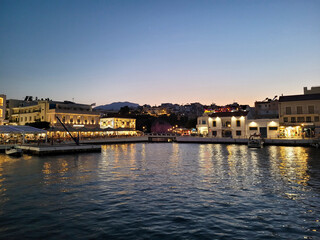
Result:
[1, 0, 319, 106]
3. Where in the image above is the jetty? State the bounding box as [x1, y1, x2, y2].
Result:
[17, 144, 101, 155]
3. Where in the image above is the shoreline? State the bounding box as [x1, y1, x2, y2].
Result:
[0, 136, 317, 155]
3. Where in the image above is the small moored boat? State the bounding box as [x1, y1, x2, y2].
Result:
[248, 134, 263, 148]
[5, 146, 23, 157]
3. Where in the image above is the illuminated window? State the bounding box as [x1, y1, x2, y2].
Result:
[0, 109, 2, 117]
[0, 97, 3, 106]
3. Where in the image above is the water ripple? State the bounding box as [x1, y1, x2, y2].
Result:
[0, 144, 320, 239]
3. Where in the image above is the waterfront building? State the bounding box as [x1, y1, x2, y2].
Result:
[279, 91, 320, 138]
[0, 94, 6, 125]
[247, 119, 279, 138]
[99, 117, 137, 135]
[7, 98, 100, 128]
[197, 111, 249, 138]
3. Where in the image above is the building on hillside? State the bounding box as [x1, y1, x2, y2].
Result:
[0, 94, 6, 125]
[279, 91, 320, 138]
[7, 99, 100, 128]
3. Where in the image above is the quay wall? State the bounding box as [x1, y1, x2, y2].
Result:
[176, 136, 314, 146]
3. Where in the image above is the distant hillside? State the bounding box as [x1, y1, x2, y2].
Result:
[94, 102, 140, 111]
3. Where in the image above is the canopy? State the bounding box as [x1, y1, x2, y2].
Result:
[0, 125, 47, 134]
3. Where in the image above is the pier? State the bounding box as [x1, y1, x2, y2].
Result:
[17, 144, 101, 155]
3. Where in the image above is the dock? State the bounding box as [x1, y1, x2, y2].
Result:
[17, 144, 101, 155]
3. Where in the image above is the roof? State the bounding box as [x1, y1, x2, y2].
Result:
[209, 111, 249, 117]
[0, 125, 47, 134]
[279, 93, 320, 102]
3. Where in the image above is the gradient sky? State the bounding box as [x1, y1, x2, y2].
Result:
[1, 0, 319, 106]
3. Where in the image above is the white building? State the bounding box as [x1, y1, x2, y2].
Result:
[197, 111, 279, 139]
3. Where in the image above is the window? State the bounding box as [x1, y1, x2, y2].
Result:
[284, 117, 288, 122]
[70, 118, 73, 123]
[21, 117, 23, 122]
[291, 117, 296, 123]
[269, 127, 278, 131]
[25, 117, 27, 121]
[297, 117, 304, 123]
[297, 106, 303, 114]
[249, 127, 258, 130]
[213, 121, 216, 127]
[308, 106, 314, 114]
[212, 131, 217, 136]
[29, 116, 32, 121]
[198, 120, 201, 124]
[315, 116, 319, 122]
[236, 131, 241, 136]
[306, 116, 311, 122]
[236, 120, 241, 127]
[91, 119, 94, 124]
[202, 120, 206, 124]
[286, 107, 291, 114]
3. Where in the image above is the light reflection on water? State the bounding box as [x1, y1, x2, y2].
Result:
[0, 143, 319, 239]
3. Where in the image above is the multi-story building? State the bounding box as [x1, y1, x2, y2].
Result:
[7, 99, 100, 128]
[100, 117, 136, 129]
[197, 111, 249, 138]
[254, 98, 279, 119]
[0, 94, 6, 125]
[279, 91, 320, 138]
[197, 102, 280, 139]
[100, 117, 137, 136]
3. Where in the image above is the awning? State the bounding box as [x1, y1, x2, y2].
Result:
[0, 125, 47, 134]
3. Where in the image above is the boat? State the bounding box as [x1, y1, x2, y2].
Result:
[5, 146, 23, 157]
[248, 134, 263, 148]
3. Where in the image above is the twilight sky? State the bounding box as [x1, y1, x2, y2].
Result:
[1, 0, 319, 106]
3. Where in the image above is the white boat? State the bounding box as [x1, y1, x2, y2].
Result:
[248, 134, 263, 148]
[5, 147, 23, 157]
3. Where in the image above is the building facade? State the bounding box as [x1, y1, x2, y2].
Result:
[100, 117, 136, 129]
[279, 93, 320, 138]
[0, 94, 6, 125]
[197, 112, 249, 138]
[8, 99, 100, 128]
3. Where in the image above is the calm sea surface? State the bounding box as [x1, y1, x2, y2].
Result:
[0, 143, 320, 239]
